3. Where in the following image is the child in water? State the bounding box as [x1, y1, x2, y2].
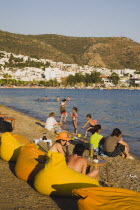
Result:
[60, 99, 68, 123]
[70, 107, 78, 135]
[82, 114, 97, 138]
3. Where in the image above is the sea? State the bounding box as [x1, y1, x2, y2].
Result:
[0, 88, 140, 157]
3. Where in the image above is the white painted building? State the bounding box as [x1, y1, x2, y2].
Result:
[44, 67, 62, 82]
[112, 69, 135, 77]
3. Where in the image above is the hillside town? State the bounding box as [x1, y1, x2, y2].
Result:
[0, 50, 140, 88]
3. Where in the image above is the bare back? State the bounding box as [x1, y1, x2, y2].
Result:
[89, 118, 97, 126]
[67, 154, 87, 174]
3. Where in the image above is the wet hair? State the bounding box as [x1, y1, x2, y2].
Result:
[73, 143, 85, 156]
[111, 128, 122, 137]
[72, 107, 78, 112]
[86, 114, 91, 118]
[62, 99, 66, 102]
[49, 112, 55, 117]
[90, 124, 101, 135]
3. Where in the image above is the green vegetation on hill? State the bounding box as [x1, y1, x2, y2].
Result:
[5, 54, 50, 69]
[0, 30, 140, 70]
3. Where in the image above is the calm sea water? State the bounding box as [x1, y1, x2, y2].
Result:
[0, 88, 140, 157]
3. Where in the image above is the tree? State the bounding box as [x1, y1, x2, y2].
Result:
[109, 72, 120, 85]
[3, 73, 12, 85]
[90, 71, 102, 84]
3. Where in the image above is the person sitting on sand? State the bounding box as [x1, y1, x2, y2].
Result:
[49, 132, 70, 159]
[45, 112, 62, 132]
[82, 114, 97, 138]
[56, 96, 60, 101]
[60, 99, 68, 123]
[70, 107, 78, 135]
[89, 124, 104, 152]
[67, 96, 71, 101]
[68, 143, 98, 178]
[103, 128, 134, 159]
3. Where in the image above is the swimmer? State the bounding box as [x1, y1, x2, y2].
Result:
[56, 96, 60, 101]
[67, 96, 71, 101]
[37, 98, 41, 101]
[44, 96, 48, 100]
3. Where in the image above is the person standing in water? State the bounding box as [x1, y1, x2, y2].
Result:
[70, 107, 78, 135]
[60, 99, 68, 123]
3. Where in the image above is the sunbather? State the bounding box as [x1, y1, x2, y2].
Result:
[49, 132, 70, 159]
[68, 143, 98, 178]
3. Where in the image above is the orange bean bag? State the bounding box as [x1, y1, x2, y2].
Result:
[73, 187, 140, 210]
[15, 143, 45, 182]
[0, 132, 29, 161]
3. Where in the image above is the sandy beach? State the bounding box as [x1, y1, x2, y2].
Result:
[0, 104, 140, 209]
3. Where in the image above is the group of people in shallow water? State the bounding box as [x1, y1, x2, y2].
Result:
[37, 96, 71, 102]
[44, 97, 134, 179]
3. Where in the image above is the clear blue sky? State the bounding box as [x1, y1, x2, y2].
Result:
[0, 0, 140, 43]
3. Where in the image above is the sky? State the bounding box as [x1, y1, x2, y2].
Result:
[0, 0, 140, 43]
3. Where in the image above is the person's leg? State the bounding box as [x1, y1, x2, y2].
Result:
[73, 121, 77, 135]
[84, 128, 89, 138]
[84, 127, 92, 138]
[60, 114, 63, 123]
[64, 112, 68, 122]
[87, 169, 99, 178]
[123, 146, 132, 158]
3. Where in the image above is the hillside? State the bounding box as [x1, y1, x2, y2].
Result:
[0, 30, 140, 70]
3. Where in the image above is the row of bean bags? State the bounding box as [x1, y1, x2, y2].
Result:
[0, 132, 29, 161]
[1, 131, 140, 209]
[34, 151, 99, 197]
[15, 143, 45, 182]
[73, 187, 140, 210]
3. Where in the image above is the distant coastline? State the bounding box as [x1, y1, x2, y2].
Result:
[0, 85, 140, 90]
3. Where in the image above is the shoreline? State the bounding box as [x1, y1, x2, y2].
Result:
[0, 86, 140, 90]
[0, 104, 140, 160]
[1, 103, 140, 160]
[0, 105, 140, 209]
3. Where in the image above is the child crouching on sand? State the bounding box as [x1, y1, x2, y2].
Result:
[82, 114, 97, 138]
[45, 112, 62, 132]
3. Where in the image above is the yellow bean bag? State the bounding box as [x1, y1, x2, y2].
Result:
[73, 187, 140, 210]
[15, 143, 46, 181]
[0, 132, 29, 161]
[34, 152, 99, 197]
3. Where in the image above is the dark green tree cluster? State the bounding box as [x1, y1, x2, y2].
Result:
[66, 71, 102, 86]
[109, 72, 120, 85]
[0, 78, 60, 87]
